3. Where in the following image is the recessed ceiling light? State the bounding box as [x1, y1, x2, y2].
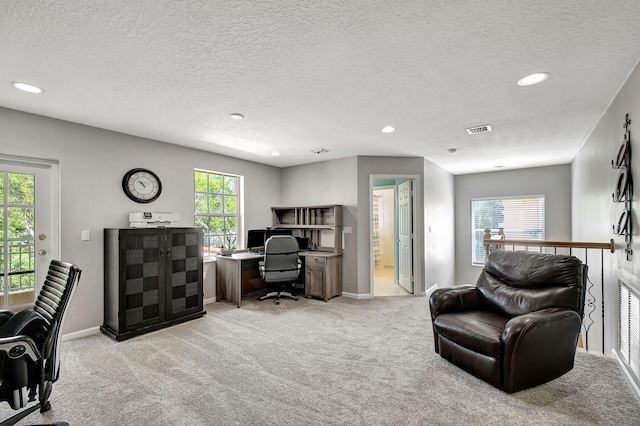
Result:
[11, 82, 43, 93]
[517, 72, 549, 86]
[447, 148, 458, 154]
[381, 126, 395, 133]
[270, 151, 281, 156]
[230, 113, 244, 120]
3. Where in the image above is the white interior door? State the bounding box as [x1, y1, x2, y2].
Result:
[398, 180, 413, 293]
[1, 161, 54, 310]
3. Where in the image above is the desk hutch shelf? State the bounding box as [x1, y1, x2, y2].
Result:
[272, 205, 343, 301]
[271, 205, 343, 254]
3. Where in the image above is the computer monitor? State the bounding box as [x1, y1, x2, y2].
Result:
[295, 237, 310, 251]
[246, 229, 267, 250]
[266, 228, 293, 238]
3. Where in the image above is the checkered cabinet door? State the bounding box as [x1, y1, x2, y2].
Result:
[165, 228, 203, 320]
[122, 229, 164, 331]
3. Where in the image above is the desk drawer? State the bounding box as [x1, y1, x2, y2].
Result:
[305, 256, 326, 268]
[241, 258, 260, 271]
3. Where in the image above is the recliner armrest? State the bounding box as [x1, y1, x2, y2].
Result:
[502, 307, 580, 344]
[429, 285, 481, 320]
[501, 307, 582, 393]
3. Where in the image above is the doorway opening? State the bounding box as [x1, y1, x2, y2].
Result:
[371, 177, 415, 297]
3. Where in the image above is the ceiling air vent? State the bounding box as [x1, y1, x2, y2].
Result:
[311, 148, 330, 154]
[466, 124, 492, 135]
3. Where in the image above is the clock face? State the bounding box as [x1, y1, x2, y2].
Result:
[122, 168, 162, 203]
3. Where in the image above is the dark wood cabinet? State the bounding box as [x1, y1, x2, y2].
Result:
[102, 228, 205, 341]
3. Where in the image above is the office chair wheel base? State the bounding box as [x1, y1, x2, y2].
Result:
[275, 300, 280, 305]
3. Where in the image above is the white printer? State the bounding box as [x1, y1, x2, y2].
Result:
[129, 212, 180, 228]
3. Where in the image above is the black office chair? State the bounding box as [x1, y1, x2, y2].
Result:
[0, 260, 81, 426]
[259, 236, 301, 304]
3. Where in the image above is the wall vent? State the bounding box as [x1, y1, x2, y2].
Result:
[619, 281, 640, 386]
[466, 124, 492, 135]
[311, 148, 330, 154]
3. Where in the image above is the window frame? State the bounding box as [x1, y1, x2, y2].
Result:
[471, 195, 545, 266]
[194, 169, 242, 254]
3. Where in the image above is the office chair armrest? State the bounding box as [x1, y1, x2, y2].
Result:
[0, 310, 14, 328]
[0, 335, 42, 361]
[0, 309, 49, 347]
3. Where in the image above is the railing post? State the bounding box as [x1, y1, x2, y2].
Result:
[483, 228, 492, 259]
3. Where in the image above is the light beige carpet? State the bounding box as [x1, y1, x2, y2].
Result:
[1, 295, 639, 425]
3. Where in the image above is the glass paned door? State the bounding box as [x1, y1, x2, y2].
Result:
[0, 163, 53, 310]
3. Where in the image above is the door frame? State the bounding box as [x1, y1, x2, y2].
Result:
[369, 174, 422, 298]
[0, 154, 60, 301]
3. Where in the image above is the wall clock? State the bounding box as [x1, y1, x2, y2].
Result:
[122, 168, 162, 203]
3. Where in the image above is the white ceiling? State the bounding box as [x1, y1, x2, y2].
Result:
[2, 1, 640, 175]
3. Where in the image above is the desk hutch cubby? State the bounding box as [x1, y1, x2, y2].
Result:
[102, 227, 206, 341]
[271, 205, 343, 301]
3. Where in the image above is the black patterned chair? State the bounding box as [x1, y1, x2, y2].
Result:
[0, 260, 81, 425]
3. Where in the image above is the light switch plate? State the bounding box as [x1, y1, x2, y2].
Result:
[81, 230, 91, 241]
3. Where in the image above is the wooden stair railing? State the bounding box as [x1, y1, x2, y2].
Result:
[483, 236, 615, 354]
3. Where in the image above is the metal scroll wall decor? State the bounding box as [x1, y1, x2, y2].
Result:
[612, 113, 632, 260]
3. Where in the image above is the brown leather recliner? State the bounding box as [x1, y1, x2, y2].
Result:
[429, 250, 587, 393]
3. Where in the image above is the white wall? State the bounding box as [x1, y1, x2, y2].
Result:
[1, 107, 459, 331]
[281, 157, 358, 292]
[356, 157, 426, 295]
[454, 164, 572, 284]
[572, 59, 640, 354]
[424, 159, 456, 290]
[0, 107, 282, 334]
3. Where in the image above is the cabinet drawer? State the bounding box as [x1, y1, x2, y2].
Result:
[306, 256, 326, 268]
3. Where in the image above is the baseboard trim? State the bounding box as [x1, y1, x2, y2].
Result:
[425, 284, 439, 297]
[62, 326, 101, 342]
[342, 292, 373, 299]
[204, 297, 216, 305]
[612, 350, 640, 402]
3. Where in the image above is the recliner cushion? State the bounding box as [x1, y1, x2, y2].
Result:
[484, 250, 583, 288]
[433, 311, 508, 358]
[478, 250, 586, 318]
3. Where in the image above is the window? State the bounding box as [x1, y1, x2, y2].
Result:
[194, 170, 240, 254]
[471, 196, 545, 265]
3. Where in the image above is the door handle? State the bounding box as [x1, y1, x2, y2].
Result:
[38, 249, 47, 256]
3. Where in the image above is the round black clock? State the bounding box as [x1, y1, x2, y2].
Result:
[122, 168, 162, 203]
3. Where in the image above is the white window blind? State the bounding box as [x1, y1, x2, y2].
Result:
[471, 196, 545, 265]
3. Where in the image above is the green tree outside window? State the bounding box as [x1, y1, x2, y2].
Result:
[194, 170, 240, 254]
[1, 172, 36, 294]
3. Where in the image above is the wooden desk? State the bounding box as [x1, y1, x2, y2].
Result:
[215, 250, 342, 307]
[215, 252, 264, 308]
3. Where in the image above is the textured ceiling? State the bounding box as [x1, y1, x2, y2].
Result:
[1, 0, 640, 174]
